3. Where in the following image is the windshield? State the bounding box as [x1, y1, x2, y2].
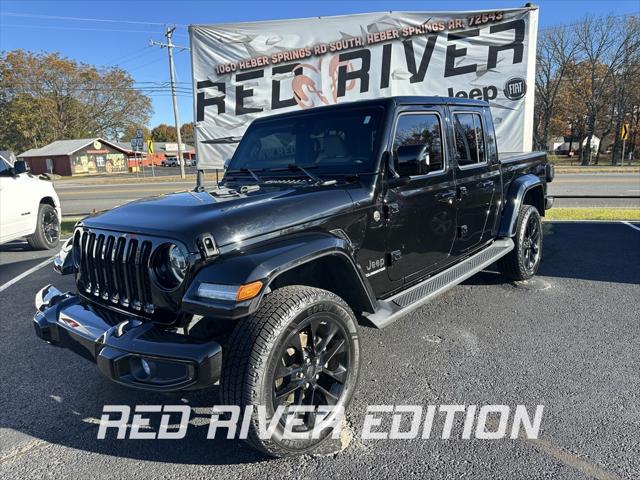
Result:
[227, 106, 385, 175]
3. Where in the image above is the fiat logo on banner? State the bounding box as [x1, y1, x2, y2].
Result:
[503, 77, 527, 100]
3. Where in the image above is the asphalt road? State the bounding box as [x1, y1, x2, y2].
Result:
[549, 173, 640, 196]
[1, 221, 639, 479]
[55, 180, 194, 215]
[550, 173, 640, 208]
[54, 173, 640, 215]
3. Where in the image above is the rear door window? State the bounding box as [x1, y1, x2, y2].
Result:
[453, 113, 485, 167]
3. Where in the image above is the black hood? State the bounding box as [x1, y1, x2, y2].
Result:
[80, 185, 355, 251]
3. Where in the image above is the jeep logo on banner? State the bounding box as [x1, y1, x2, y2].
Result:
[190, 7, 539, 168]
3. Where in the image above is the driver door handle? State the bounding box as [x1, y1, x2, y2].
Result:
[435, 190, 456, 203]
[477, 180, 494, 189]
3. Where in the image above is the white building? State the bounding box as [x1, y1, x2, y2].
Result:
[547, 136, 600, 153]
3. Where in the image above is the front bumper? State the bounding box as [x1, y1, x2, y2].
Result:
[33, 285, 221, 392]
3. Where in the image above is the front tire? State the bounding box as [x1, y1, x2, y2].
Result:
[221, 285, 360, 457]
[498, 204, 543, 281]
[27, 203, 60, 250]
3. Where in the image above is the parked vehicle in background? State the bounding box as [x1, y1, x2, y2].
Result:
[0, 151, 61, 249]
[34, 97, 553, 457]
[165, 156, 181, 167]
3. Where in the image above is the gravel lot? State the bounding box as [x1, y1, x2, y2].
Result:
[0, 222, 639, 479]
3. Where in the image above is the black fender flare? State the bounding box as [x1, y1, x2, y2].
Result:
[182, 232, 377, 319]
[498, 174, 544, 237]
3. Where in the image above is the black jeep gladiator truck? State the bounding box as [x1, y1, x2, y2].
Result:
[35, 96, 553, 457]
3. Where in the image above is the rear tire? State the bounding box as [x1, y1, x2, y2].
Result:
[221, 285, 360, 457]
[27, 203, 60, 250]
[498, 204, 543, 281]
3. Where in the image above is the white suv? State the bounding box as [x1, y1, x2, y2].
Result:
[0, 152, 62, 249]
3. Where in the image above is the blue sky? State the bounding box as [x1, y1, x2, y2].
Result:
[1, 0, 638, 129]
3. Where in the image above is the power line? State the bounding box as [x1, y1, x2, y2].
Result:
[0, 23, 164, 34]
[133, 81, 191, 84]
[1, 78, 192, 93]
[1, 86, 192, 94]
[102, 46, 154, 68]
[0, 11, 187, 27]
[126, 52, 171, 73]
[3, 9, 637, 35]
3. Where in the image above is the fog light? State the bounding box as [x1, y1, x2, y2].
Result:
[130, 356, 156, 381]
[141, 358, 151, 376]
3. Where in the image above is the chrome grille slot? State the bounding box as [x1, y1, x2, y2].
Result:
[89, 233, 100, 296]
[139, 241, 154, 313]
[80, 231, 91, 293]
[76, 229, 156, 316]
[127, 239, 141, 310]
[111, 237, 125, 304]
[103, 235, 115, 302]
[96, 234, 108, 300]
[121, 238, 134, 307]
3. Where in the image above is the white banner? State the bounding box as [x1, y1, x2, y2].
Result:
[190, 7, 538, 169]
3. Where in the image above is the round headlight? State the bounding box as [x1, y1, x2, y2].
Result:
[168, 244, 188, 281]
[153, 243, 188, 289]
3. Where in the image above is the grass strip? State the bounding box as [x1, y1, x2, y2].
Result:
[545, 208, 640, 221]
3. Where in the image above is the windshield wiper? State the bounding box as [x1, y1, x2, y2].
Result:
[226, 167, 264, 183]
[269, 164, 322, 184]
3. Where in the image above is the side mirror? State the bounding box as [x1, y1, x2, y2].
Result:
[395, 144, 430, 177]
[14, 160, 29, 175]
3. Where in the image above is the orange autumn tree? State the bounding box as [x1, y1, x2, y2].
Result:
[0, 50, 152, 153]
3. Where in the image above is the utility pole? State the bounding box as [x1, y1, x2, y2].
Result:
[150, 27, 188, 179]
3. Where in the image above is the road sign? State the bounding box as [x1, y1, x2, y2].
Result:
[621, 123, 629, 141]
[130, 139, 137, 150]
[620, 123, 631, 166]
[147, 139, 154, 154]
[136, 138, 144, 149]
[135, 128, 143, 139]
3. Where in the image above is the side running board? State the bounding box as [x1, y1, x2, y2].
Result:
[365, 238, 514, 328]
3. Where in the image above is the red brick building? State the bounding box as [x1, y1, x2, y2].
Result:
[115, 142, 196, 167]
[19, 138, 130, 176]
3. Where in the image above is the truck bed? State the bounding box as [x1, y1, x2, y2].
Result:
[499, 151, 546, 164]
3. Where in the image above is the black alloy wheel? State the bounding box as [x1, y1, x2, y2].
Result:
[272, 312, 351, 432]
[498, 204, 543, 281]
[522, 213, 541, 273]
[43, 208, 60, 246]
[27, 203, 60, 250]
[221, 285, 360, 457]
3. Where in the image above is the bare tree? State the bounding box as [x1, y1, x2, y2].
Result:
[609, 17, 640, 165]
[572, 15, 640, 165]
[534, 26, 577, 151]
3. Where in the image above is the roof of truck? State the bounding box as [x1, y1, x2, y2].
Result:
[252, 96, 489, 124]
[390, 96, 488, 107]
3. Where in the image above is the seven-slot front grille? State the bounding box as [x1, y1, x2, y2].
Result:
[74, 229, 154, 314]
